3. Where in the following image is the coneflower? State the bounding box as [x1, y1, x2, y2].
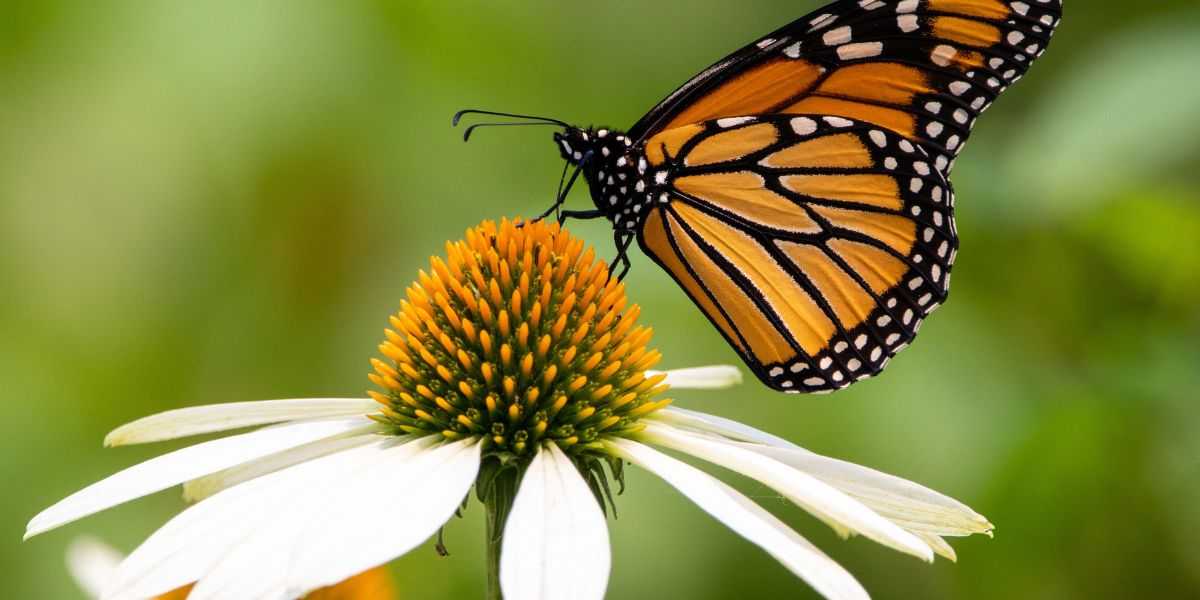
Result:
[27, 219, 991, 600]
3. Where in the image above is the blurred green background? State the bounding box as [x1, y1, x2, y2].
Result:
[3, 1, 1198, 598]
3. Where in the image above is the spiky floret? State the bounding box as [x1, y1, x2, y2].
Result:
[370, 218, 671, 459]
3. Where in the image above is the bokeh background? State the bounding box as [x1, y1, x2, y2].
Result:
[3, 1, 1198, 598]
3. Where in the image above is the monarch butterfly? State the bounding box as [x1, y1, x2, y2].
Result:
[455, 0, 1062, 393]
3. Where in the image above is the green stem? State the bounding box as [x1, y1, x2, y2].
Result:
[480, 458, 521, 600]
[485, 499, 505, 600]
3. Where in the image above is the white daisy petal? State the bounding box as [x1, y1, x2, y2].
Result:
[733, 443, 992, 537]
[26, 416, 375, 540]
[286, 438, 482, 594]
[607, 438, 869, 600]
[182, 422, 385, 503]
[66, 537, 123, 599]
[105, 398, 379, 447]
[647, 365, 743, 390]
[501, 443, 611, 600]
[103, 436, 397, 600]
[656, 407, 992, 538]
[642, 423, 933, 561]
[185, 437, 432, 600]
[915, 531, 958, 562]
[651, 406, 802, 448]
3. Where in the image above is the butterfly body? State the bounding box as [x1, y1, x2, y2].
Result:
[554, 128, 653, 234]
[467, 0, 1063, 393]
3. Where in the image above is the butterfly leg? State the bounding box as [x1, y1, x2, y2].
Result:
[529, 161, 572, 224]
[608, 230, 634, 281]
[528, 151, 594, 226]
[558, 208, 605, 225]
[530, 199, 564, 224]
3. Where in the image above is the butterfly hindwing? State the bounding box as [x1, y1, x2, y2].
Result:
[637, 114, 955, 392]
[629, 0, 1063, 174]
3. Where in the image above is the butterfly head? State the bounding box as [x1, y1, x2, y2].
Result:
[555, 127, 634, 167]
[554, 127, 595, 167]
[554, 126, 650, 230]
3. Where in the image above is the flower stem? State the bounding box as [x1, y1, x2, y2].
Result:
[479, 456, 521, 600]
[484, 500, 505, 600]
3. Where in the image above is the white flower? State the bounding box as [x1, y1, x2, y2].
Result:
[27, 364, 989, 600]
[25, 220, 992, 600]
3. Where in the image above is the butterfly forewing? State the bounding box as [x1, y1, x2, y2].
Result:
[638, 115, 955, 392]
[629, 0, 1064, 174]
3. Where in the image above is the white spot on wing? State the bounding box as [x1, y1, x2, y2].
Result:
[931, 45, 957, 67]
[823, 26, 852, 46]
[791, 117, 818, 136]
[717, 116, 756, 128]
[837, 42, 883, 60]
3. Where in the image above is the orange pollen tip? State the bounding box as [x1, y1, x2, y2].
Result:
[374, 354, 404, 374]
[568, 376, 588, 392]
[612, 392, 638, 409]
[598, 360, 622, 380]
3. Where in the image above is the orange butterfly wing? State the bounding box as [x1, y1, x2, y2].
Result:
[630, 0, 1063, 174]
[627, 1, 1061, 392]
[637, 115, 954, 391]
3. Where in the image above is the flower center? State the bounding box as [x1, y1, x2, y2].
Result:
[369, 218, 671, 458]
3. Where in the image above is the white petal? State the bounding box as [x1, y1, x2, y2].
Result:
[182, 423, 385, 503]
[186, 436, 434, 600]
[501, 443, 611, 600]
[651, 406, 802, 448]
[607, 439, 869, 600]
[286, 438, 483, 594]
[642, 423, 932, 561]
[647, 365, 743, 390]
[655, 407, 992, 538]
[915, 532, 958, 562]
[105, 398, 379, 446]
[66, 537, 123, 599]
[735, 443, 992, 537]
[26, 416, 375, 540]
[103, 436, 399, 600]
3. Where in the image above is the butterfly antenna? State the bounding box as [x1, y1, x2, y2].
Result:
[461, 121, 563, 142]
[453, 109, 569, 128]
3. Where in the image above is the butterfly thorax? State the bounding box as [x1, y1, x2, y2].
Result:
[555, 127, 656, 232]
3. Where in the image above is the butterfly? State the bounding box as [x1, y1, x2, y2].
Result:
[455, 0, 1062, 393]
